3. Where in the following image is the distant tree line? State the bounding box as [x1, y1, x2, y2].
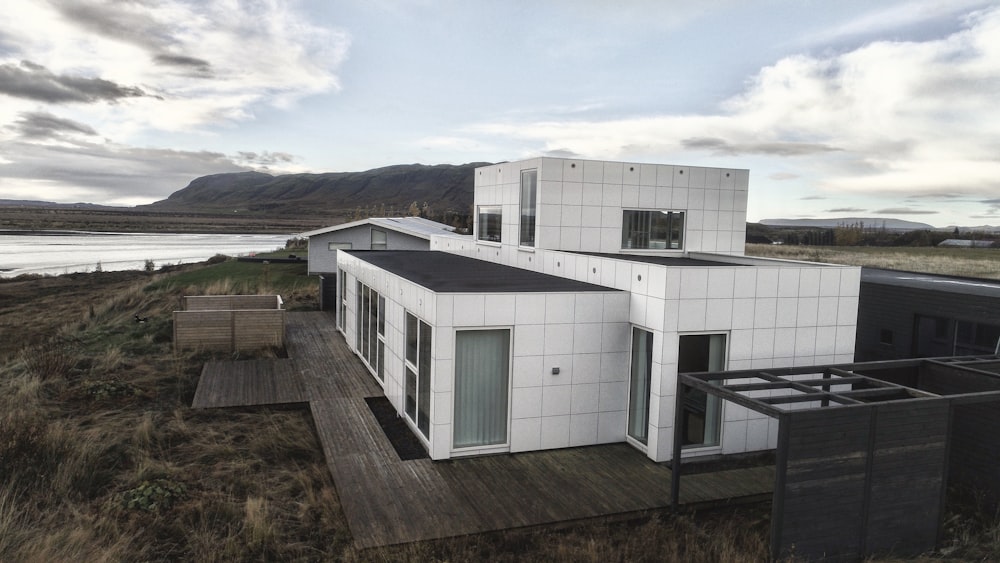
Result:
[748, 222, 999, 248]
[347, 201, 472, 234]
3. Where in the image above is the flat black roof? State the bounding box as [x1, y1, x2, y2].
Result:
[344, 251, 620, 293]
[570, 251, 747, 267]
[862, 267, 1000, 299]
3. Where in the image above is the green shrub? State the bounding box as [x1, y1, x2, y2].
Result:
[120, 479, 186, 512]
[83, 379, 135, 400]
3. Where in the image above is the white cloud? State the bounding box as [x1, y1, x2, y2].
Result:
[0, 0, 350, 204]
[466, 5, 1000, 205]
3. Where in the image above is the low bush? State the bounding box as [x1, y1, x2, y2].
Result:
[121, 479, 187, 513]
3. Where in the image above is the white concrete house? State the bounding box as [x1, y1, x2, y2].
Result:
[335, 157, 860, 463]
[301, 217, 455, 311]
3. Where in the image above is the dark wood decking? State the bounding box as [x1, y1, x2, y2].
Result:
[193, 312, 774, 548]
[191, 358, 308, 408]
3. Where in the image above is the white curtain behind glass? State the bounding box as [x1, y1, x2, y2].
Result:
[453, 329, 510, 449]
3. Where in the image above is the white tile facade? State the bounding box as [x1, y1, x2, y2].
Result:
[338, 157, 861, 465]
[337, 251, 627, 461]
[473, 157, 748, 257]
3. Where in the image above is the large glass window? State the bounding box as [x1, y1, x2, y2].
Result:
[477, 205, 502, 243]
[371, 229, 387, 250]
[679, 333, 726, 447]
[355, 281, 386, 382]
[337, 269, 347, 331]
[955, 321, 1000, 355]
[622, 210, 684, 250]
[405, 312, 432, 438]
[627, 328, 653, 445]
[454, 329, 511, 449]
[915, 315, 1000, 356]
[519, 169, 537, 247]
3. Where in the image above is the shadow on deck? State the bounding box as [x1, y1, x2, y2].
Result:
[193, 311, 774, 548]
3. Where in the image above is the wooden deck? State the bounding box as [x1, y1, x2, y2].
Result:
[193, 311, 774, 548]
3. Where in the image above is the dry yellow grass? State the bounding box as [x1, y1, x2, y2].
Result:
[2, 259, 997, 561]
[746, 244, 1000, 280]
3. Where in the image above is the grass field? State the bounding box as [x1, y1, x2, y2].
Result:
[2, 253, 998, 561]
[746, 244, 1000, 280]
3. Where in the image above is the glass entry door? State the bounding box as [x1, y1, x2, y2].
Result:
[627, 328, 653, 445]
[453, 329, 511, 449]
[679, 333, 727, 447]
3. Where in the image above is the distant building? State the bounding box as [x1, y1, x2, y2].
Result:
[301, 217, 456, 311]
[333, 157, 860, 463]
[937, 238, 996, 248]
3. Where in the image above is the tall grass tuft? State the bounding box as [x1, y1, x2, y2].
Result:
[244, 496, 277, 550]
[19, 345, 75, 380]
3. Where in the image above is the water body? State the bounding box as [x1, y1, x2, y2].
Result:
[0, 231, 292, 278]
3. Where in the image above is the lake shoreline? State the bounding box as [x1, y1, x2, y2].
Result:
[0, 205, 336, 235]
[0, 232, 293, 279]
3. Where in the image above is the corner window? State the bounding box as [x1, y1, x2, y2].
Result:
[477, 206, 502, 243]
[405, 312, 432, 438]
[371, 229, 387, 250]
[622, 210, 684, 250]
[519, 169, 537, 247]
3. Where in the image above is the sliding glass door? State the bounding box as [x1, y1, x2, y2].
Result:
[453, 329, 511, 449]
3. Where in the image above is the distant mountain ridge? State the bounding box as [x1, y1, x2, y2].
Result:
[141, 163, 491, 216]
[0, 199, 118, 210]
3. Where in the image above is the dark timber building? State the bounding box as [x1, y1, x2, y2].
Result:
[856, 268, 1000, 361]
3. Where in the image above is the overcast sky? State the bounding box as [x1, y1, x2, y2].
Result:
[1, 0, 998, 227]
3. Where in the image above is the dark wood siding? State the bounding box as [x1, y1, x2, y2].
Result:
[865, 401, 948, 555]
[856, 280, 1000, 361]
[776, 408, 870, 560]
[921, 364, 1000, 506]
[774, 403, 949, 560]
[319, 275, 337, 312]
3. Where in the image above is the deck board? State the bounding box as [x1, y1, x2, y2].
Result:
[191, 311, 774, 548]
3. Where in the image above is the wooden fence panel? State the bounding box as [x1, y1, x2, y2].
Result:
[233, 310, 286, 351]
[173, 309, 285, 352]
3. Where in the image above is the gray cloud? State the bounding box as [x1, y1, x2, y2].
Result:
[544, 148, 581, 158]
[874, 208, 939, 215]
[0, 136, 248, 202]
[826, 207, 867, 213]
[769, 172, 799, 181]
[48, 0, 172, 51]
[0, 60, 152, 103]
[154, 54, 213, 76]
[681, 136, 842, 156]
[237, 151, 295, 166]
[13, 111, 98, 138]
[799, 195, 826, 200]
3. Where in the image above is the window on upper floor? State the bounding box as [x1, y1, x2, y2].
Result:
[519, 169, 537, 247]
[477, 205, 502, 243]
[371, 229, 387, 250]
[622, 210, 684, 250]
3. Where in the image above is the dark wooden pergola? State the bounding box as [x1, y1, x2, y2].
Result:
[672, 356, 1000, 561]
